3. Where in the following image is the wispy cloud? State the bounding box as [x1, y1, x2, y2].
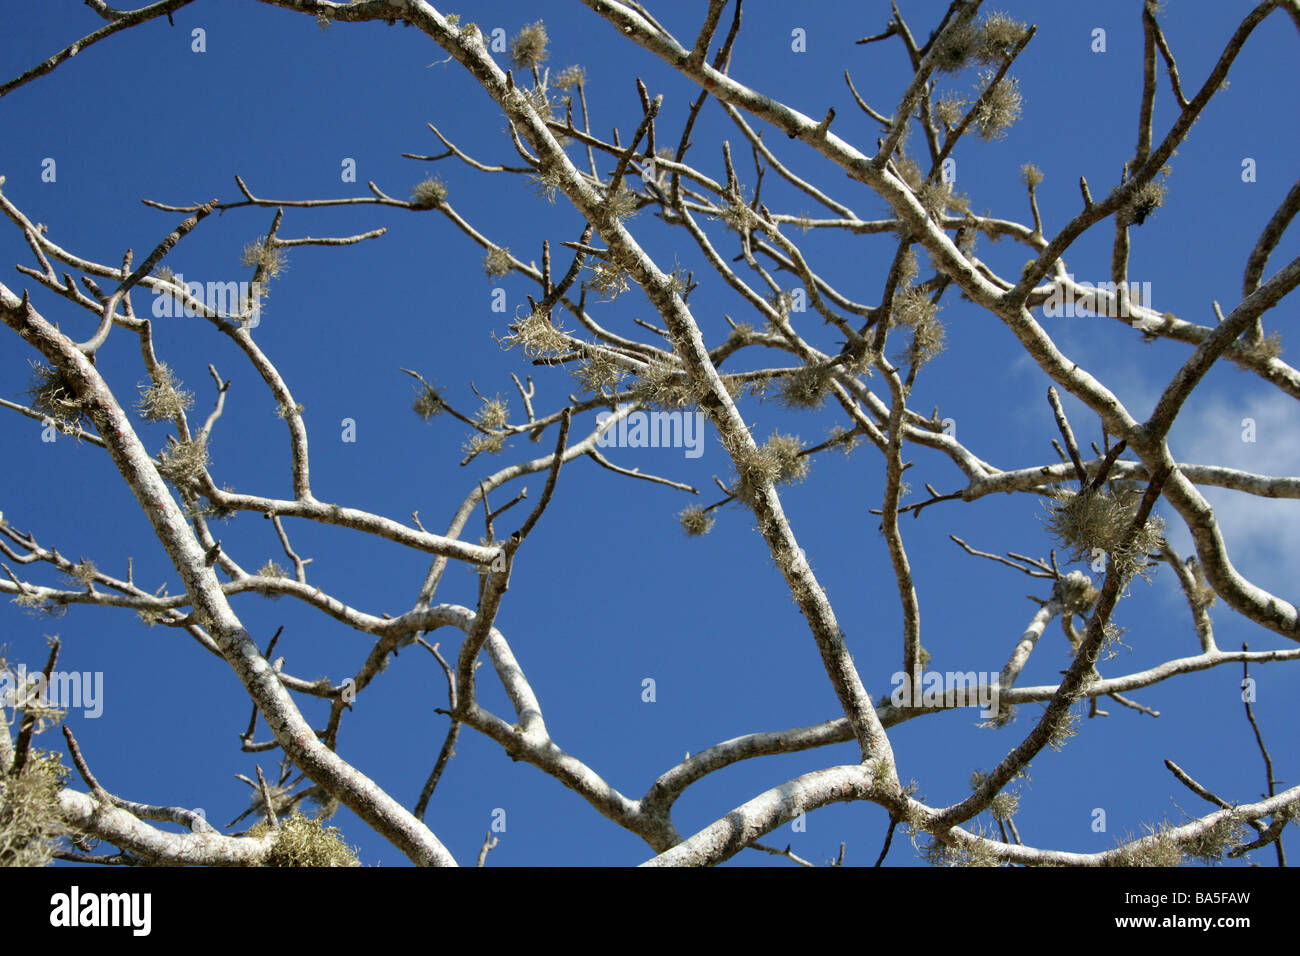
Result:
[1165, 388, 1300, 594]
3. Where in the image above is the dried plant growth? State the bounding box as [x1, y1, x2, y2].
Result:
[136, 363, 194, 422]
[0, 0, 1297, 872]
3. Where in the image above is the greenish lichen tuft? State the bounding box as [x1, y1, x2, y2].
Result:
[0, 749, 71, 867]
[1040, 482, 1166, 584]
[137, 363, 195, 422]
[410, 176, 448, 209]
[155, 437, 209, 491]
[241, 238, 288, 278]
[27, 362, 92, 431]
[971, 70, 1023, 141]
[499, 309, 571, 359]
[248, 812, 361, 867]
[474, 395, 509, 430]
[483, 246, 513, 279]
[728, 432, 809, 506]
[509, 21, 549, 68]
[413, 383, 445, 420]
[554, 65, 586, 90]
[677, 504, 715, 537]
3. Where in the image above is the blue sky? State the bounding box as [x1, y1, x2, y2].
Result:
[1, 0, 1297, 866]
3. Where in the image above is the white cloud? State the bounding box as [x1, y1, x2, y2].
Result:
[1164, 389, 1300, 592]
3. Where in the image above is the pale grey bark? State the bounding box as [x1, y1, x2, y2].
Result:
[2, 0, 1297, 867]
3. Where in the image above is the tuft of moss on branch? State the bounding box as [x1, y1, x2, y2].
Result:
[1103, 821, 1189, 866]
[728, 432, 810, 506]
[1237, 330, 1283, 364]
[971, 70, 1023, 141]
[67, 560, 97, 589]
[241, 237, 288, 278]
[248, 812, 361, 867]
[474, 394, 509, 430]
[409, 176, 448, 208]
[499, 309, 571, 359]
[413, 383, 445, 420]
[27, 362, 92, 431]
[483, 246, 513, 279]
[933, 94, 966, 127]
[921, 826, 1006, 867]
[892, 284, 946, 370]
[554, 65, 586, 90]
[0, 749, 71, 867]
[1040, 482, 1166, 584]
[509, 21, 548, 68]
[1125, 178, 1167, 226]
[137, 363, 194, 422]
[587, 258, 632, 301]
[977, 12, 1030, 61]
[778, 364, 835, 410]
[462, 432, 506, 457]
[571, 351, 626, 396]
[677, 504, 714, 537]
[155, 437, 209, 491]
[256, 561, 287, 600]
[931, 20, 981, 74]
